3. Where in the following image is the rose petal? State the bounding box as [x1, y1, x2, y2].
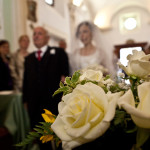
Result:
[51, 116, 72, 141]
[118, 50, 150, 78]
[130, 60, 150, 77]
[138, 82, 150, 114]
[118, 86, 150, 128]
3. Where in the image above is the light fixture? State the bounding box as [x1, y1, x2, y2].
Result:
[45, 0, 54, 6]
[124, 17, 137, 30]
[94, 14, 106, 28]
[72, 0, 83, 7]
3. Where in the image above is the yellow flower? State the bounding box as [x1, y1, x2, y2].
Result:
[40, 135, 53, 143]
[42, 109, 55, 123]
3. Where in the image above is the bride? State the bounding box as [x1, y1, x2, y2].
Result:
[69, 21, 113, 76]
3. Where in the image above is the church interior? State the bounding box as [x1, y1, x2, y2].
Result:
[1, 0, 150, 60]
[1, 0, 150, 150]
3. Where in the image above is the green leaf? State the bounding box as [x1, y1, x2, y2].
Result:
[53, 89, 61, 97]
[102, 86, 108, 93]
[15, 121, 61, 148]
[131, 75, 137, 80]
[71, 71, 81, 83]
[53, 86, 66, 96]
[33, 128, 45, 134]
[65, 77, 71, 85]
[39, 122, 52, 125]
[113, 110, 126, 126]
[126, 126, 137, 133]
[104, 75, 110, 80]
[59, 81, 64, 88]
[80, 80, 86, 85]
[136, 127, 150, 148]
[53, 86, 72, 96]
[15, 131, 40, 147]
[29, 131, 40, 137]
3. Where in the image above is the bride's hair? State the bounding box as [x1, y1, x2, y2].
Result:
[76, 21, 93, 38]
[71, 21, 104, 53]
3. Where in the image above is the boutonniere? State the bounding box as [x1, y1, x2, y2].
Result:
[50, 49, 56, 55]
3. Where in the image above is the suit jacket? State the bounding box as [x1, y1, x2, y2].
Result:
[0, 56, 13, 91]
[23, 46, 69, 127]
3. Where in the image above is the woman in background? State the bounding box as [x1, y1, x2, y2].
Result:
[9, 35, 30, 92]
[69, 21, 112, 76]
[0, 40, 13, 91]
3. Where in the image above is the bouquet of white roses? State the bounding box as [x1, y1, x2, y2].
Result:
[17, 50, 150, 150]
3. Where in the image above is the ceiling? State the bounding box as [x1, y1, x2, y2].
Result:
[86, 0, 150, 17]
[81, 0, 150, 29]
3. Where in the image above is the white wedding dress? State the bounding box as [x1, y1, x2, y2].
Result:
[69, 48, 108, 75]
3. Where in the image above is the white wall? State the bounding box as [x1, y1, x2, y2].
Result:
[69, 3, 150, 76]
[26, 0, 71, 52]
[0, 0, 4, 38]
[99, 6, 150, 61]
[2, 0, 150, 59]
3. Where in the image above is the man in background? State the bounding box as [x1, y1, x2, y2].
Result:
[58, 40, 67, 51]
[23, 26, 69, 149]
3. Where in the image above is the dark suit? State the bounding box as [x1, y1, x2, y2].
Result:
[0, 56, 13, 91]
[23, 46, 69, 129]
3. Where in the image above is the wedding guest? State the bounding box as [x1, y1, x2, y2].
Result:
[0, 40, 13, 91]
[58, 40, 67, 51]
[23, 27, 69, 149]
[69, 21, 113, 76]
[9, 35, 30, 92]
[22, 26, 69, 132]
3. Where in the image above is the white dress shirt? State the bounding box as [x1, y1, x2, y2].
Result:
[35, 45, 48, 58]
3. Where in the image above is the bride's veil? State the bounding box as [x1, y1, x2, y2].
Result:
[69, 21, 114, 76]
[70, 21, 105, 54]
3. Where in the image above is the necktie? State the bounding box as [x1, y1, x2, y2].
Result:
[37, 50, 42, 61]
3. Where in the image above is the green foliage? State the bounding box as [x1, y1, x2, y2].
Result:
[16, 122, 60, 148]
[102, 86, 108, 93]
[111, 108, 137, 134]
[15, 131, 40, 147]
[53, 71, 81, 96]
[129, 76, 141, 106]
[71, 71, 81, 83]
[18, 68, 150, 149]
[104, 75, 110, 81]
[109, 83, 127, 93]
[136, 127, 150, 148]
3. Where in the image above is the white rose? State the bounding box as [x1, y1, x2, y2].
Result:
[51, 82, 123, 150]
[79, 69, 103, 82]
[82, 64, 108, 74]
[118, 50, 150, 78]
[118, 82, 150, 128]
[102, 78, 115, 85]
[118, 73, 125, 78]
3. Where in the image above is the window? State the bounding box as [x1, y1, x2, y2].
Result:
[115, 43, 146, 84]
[119, 12, 140, 34]
[114, 42, 147, 74]
[120, 47, 142, 67]
[124, 17, 137, 30]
